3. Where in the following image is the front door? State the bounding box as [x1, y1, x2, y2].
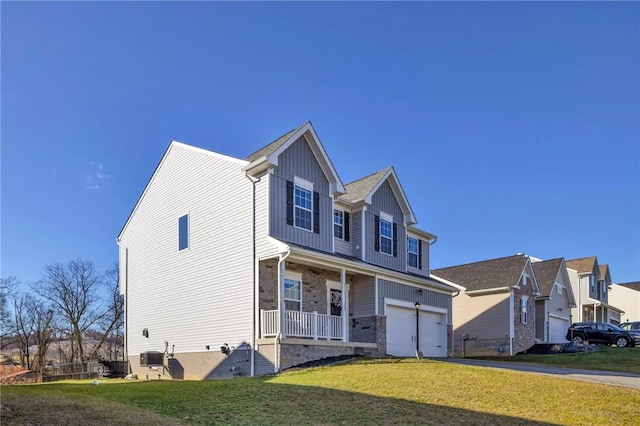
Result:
[330, 289, 342, 316]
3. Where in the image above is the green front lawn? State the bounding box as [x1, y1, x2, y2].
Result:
[2, 358, 639, 425]
[475, 345, 640, 374]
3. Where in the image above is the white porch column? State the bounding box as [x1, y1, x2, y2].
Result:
[341, 269, 348, 342]
[278, 257, 286, 337]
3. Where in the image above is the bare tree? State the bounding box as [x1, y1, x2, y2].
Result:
[12, 293, 35, 368]
[31, 302, 55, 373]
[88, 264, 124, 360]
[35, 259, 105, 363]
[11, 292, 54, 370]
[1, 276, 18, 349]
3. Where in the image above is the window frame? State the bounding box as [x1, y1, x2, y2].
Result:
[284, 277, 302, 312]
[379, 212, 393, 256]
[407, 236, 419, 268]
[293, 177, 313, 232]
[333, 210, 344, 239]
[178, 213, 189, 251]
[520, 296, 529, 324]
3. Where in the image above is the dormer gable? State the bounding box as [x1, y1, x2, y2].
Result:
[340, 166, 416, 225]
[566, 256, 599, 279]
[531, 258, 576, 306]
[243, 121, 345, 196]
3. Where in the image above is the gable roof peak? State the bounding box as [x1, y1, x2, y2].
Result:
[243, 121, 345, 195]
[431, 254, 532, 292]
[244, 122, 308, 162]
[340, 166, 416, 224]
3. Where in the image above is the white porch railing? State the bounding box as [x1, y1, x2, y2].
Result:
[261, 309, 343, 340]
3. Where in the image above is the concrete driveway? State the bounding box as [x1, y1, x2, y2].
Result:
[443, 358, 640, 389]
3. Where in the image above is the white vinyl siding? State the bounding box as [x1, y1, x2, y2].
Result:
[119, 143, 254, 356]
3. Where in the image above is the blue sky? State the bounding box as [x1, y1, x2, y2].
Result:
[2, 2, 639, 286]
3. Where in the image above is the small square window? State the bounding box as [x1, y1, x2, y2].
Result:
[178, 214, 189, 251]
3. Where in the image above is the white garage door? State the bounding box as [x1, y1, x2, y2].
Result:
[549, 317, 570, 343]
[386, 304, 447, 357]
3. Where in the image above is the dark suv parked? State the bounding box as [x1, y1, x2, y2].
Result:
[565, 322, 636, 347]
[619, 321, 640, 345]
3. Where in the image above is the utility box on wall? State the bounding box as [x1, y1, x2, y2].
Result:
[140, 351, 164, 366]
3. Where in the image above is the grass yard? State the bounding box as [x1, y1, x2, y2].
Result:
[2, 358, 639, 425]
[475, 345, 640, 374]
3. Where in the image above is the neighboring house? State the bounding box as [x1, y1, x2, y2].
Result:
[566, 257, 624, 324]
[117, 121, 456, 380]
[531, 258, 576, 343]
[608, 282, 640, 323]
[431, 254, 540, 357]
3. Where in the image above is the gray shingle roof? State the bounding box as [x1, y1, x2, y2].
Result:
[532, 258, 563, 297]
[245, 122, 307, 162]
[566, 256, 597, 274]
[432, 254, 528, 291]
[340, 167, 392, 203]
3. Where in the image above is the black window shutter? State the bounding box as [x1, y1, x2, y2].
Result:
[418, 239, 423, 269]
[313, 191, 320, 234]
[286, 181, 294, 226]
[344, 212, 350, 242]
[393, 223, 398, 257]
[374, 215, 380, 252]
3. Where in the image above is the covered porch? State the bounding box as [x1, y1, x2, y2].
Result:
[257, 253, 358, 342]
[261, 309, 344, 340]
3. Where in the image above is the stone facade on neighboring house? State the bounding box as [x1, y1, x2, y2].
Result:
[432, 254, 541, 357]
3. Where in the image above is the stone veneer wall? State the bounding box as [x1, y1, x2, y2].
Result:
[513, 277, 537, 354]
[451, 337, 512, 357]
[279, 343, 359, 370]
[130, 348, 252, 380]
[259, 260, 353, 314]
[350, 315, 386, 357]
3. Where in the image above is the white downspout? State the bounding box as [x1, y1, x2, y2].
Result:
[115, 239, 129, 372]
[275, 249, 291, 373]
[341, 269, 348, 342]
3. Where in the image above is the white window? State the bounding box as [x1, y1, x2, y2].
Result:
[284, 278, 301, 311]
[522, 274, 528, 287]
[178, 214, 189, 251]
[407, 237, 418, 268]
[521, 296, 529, 324]
[556, 284, 563, 295]
[379, 213, 393, 255]
[334, 210, 343, 239]
[294, 177, 313, 231]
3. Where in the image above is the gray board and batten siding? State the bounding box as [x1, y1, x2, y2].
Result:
[269, 136, 333, 253]
[378, 279, 451, 317]
[366, 180, 406, 271]
[351, 275, 376, 317]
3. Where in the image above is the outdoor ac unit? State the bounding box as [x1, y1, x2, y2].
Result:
[140, 351, 164, 367]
